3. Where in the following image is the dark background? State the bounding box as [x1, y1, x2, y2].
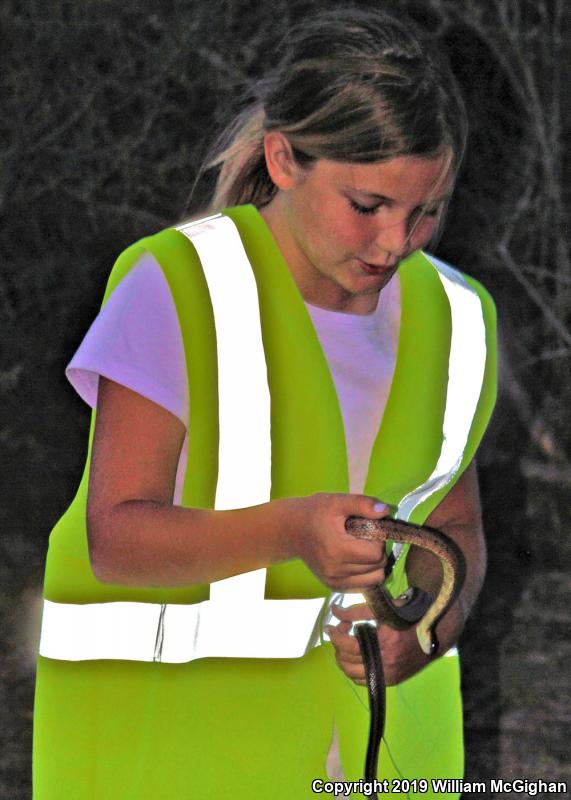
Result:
[1, 1, 570, 797]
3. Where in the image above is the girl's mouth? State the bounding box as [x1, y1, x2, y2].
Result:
[357, 259, 396, 274]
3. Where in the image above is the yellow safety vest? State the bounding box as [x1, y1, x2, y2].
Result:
[34, 205, 497, 798]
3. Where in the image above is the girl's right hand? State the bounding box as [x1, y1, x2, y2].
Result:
[288, 493, 390, 591]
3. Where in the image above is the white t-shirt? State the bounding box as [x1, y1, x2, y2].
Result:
[67, 252, 401, 500]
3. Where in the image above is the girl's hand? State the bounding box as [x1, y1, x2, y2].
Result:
[290, 493, 390, 592]
[327, 602, 432, 686]
[327, 460, 487, 686]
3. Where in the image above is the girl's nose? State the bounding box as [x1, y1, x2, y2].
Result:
[374, 216, 409, 260]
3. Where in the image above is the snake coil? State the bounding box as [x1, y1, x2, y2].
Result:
[343, 516, 466, 796]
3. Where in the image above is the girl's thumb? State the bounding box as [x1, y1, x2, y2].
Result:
[339, 494, 389, 518]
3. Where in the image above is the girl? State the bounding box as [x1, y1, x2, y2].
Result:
[34, 7, 496, 799]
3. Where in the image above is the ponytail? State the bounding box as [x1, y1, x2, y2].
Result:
[206, 105, 276, 211]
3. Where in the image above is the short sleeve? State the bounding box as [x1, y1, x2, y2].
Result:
[66, 252, 189, 428]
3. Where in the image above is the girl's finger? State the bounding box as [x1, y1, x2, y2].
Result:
[327, 625, 364, 660]
[335, 659, 366, 682]
[332, 570, 386, 591]
[343, 544, 388, 566]
[330, 602, 374, 622]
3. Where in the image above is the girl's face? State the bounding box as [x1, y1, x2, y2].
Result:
[261, 139, 453, 315]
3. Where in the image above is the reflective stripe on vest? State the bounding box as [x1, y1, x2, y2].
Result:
[397, 255, 487, 522]
[39, 214, 487, 663]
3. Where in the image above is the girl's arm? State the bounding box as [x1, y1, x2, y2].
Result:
[87, 376, 390, 589]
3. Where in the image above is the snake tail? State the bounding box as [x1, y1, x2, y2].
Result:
[354, 622, 384, 799]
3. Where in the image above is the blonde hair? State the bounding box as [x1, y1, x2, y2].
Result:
[190, 7, 467, 214]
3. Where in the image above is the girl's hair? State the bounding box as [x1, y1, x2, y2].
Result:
[194, 7, 467, 213]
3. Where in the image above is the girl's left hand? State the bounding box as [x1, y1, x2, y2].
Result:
[328, 460, 486, 687]
[327, 602, 433, 687]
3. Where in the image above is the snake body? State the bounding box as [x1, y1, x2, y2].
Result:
[343, 516, 466, 791]
[345, 516, 466, 654]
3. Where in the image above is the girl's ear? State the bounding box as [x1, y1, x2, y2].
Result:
[263, 131, 303, 191]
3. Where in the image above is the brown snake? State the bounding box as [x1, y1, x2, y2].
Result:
[342, 515, 466, 790]
[345, 516, 466, 655]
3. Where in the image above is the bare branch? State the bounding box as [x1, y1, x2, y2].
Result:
[497, 244, 571, 349]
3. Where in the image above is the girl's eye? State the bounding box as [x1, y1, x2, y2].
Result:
[349, 199, 380, 216]
[409, 206, 440, 227]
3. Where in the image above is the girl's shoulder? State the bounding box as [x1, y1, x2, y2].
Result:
[67, 251, 188, 426]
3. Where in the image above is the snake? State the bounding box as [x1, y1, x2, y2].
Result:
[342, 516, 466, 793]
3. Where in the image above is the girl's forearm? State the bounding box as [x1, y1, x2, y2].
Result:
[88, 497, 301, 587]
[405, 520, 487, 654]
